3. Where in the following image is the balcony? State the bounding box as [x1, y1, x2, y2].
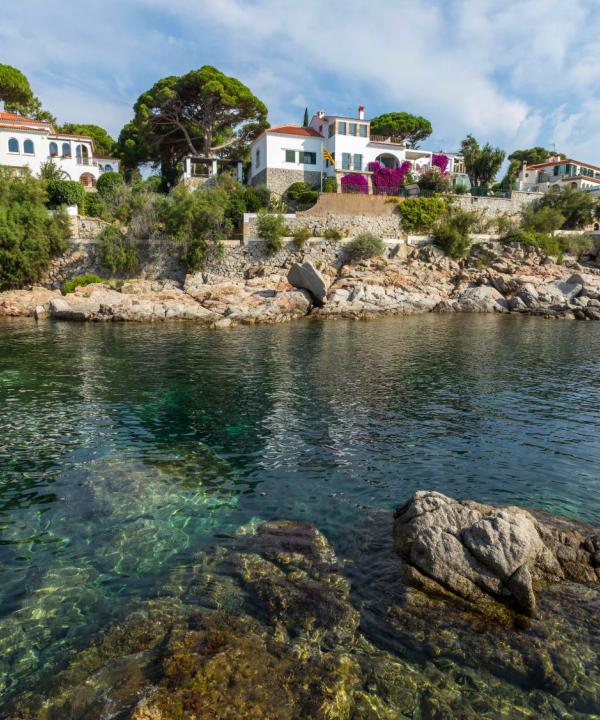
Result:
[369, 135, 406, 146]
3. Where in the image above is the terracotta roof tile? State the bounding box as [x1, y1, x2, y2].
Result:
[267, 124, 323, 138]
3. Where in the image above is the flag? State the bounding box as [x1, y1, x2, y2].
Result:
[322, 148, 335, 166]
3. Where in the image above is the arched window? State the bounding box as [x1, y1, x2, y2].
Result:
[62, 142, 71, 157]
[80, 172, 96, 188]
[8, 138, 19, 153]
[49, 141, 58, 157]
[23, 139, 34, 154]
[104, 164, 113, 172]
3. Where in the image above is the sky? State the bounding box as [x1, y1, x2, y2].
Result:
[3, 0, 600, 162]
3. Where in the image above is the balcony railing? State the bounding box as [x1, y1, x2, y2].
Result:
[369, 135, 406, 145]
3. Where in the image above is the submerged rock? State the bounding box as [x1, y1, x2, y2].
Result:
[393, 490, 599, 615]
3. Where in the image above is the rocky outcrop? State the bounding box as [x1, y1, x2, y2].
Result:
[5, 240, 600, 325]
[287, 261, 328, 305]
[393, 490, 600, 615]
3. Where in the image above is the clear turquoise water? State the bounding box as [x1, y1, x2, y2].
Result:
[1, 314, 600, 706]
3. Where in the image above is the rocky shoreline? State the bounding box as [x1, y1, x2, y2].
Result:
[8, 491, 599, 719]
[2, 241, 600, 326]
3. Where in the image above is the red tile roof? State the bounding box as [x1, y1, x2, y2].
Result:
[0, 111, 54, 132]
[267, 124, 323, 138]
[527, 158, 600, 173]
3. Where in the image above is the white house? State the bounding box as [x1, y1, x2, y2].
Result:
[248, 105, 467, 195]
[516, 156, 600, 194]
[0, 111, 119, 189]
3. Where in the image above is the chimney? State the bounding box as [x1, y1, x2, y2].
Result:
[358, 105, 365, 120]
[317, 109, 325, 119]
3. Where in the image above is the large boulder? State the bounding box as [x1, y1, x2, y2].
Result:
[455, 284, 509, 313]
[536, 279, 582, 304]
[394, 491, 599, 615]
[287, 261, 328, 305]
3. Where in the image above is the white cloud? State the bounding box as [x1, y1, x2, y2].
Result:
[2, 0, 600, 161]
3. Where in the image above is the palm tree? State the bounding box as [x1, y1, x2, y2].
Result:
[39, 160, 69, 180]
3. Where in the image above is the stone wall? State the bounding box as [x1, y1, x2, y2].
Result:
[298, 193, 398, 216]
[75, 216, 112, 242]
[450, 191, 544, 218]
[251, 168, 322, 196]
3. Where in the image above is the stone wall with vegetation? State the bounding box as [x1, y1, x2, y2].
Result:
[244, 212, 404, 241]
[451, 191, 544, 218]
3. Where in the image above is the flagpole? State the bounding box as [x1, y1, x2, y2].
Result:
[320, 141, 323, 193]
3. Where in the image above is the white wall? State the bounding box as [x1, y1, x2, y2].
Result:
[0, 128, 118, 182]
[265, 133, 323, 172]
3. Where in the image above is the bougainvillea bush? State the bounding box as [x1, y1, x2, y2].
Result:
[341, 173, 369, 194]
[431, 153, 449, 175]
[368, 161, 412, 195]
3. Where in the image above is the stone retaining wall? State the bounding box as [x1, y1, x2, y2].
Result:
[451, 191, 544, 218]
[250, 168, 322, 196]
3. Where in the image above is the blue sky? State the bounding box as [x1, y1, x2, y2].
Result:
[3, 0, 600, 161]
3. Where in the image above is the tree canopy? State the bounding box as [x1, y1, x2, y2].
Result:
[369, 112, 432, 147]
[59, 123, 116, 156]
[0, 64, 34, 107]
[117, 66, 268, 184]
[460, 134, 506, 188]
[500, 147, 562, 190]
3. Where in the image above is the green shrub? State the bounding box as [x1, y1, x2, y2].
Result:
[537, 187, 598, 229]
[398, 197, 448, 233]
[45, 179, 86, 209]
[453, 181, 469, 195]
[292, 226, 310, 250]
[432, 207, 479, 259]
[417, 168, 452, 195]
[96, 171, 124, 198]
[502, 228, 562, 259]
[256, 210, 287, 254]
[99, 225, 138, 275]
[63, 273, 108, 294]
[493, 213, 519, 235]
[323, 177, 338, 193]
[521, 205, 565, 234]
[346, 232, 385, 262]
[83, 192, 109, 219]
[285, 182, 318, 209]
[323, 227, 343, 241]
[558, 233, 594, 260]
[158, 184, 230, 271]
[0, 171, 70, 289]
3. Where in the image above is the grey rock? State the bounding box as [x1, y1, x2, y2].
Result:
[455, 285, 509, 313]
[537, 280, 582, 303]
[514, 283, 539, 308]
[287, 261, 328, 305]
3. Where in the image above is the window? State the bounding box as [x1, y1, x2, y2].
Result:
[553, 165, 559, 176]
[285, 149, 296, 163]
[300, 151, 316, 165]
[23, 139, 34, 154]
[338, 121, 346, 135]
[104, 164, 113, 172]
[349, 123, 357, 136]
[353, 154, 362, 171]
[342, 152, 351, 170]
[255, 148, 260, 168]
[328, 124, 335, 138]
[359, 125, 367, 138]
[49, 141, 58, 157]
[8, 137, 19, 153]
[62, 142, 71, 157]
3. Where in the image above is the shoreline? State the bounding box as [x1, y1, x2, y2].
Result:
[2, 240, 600, 326]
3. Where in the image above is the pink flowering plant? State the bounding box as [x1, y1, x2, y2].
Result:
[341, 173, 369, 194]
[368, 161, 412, 195]
[431, 153, 449, 175]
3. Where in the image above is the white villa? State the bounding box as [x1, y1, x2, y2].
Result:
[248, 105, 467, 195]
[0, 111, 119, 189]
[516, 156, 600, 194]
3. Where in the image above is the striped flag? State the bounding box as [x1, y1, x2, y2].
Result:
[322, 148, 335, 166]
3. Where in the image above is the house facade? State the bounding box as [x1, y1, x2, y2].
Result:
[248, 106, 467, 195]
[516, 157, 600, 194]
[0, 111, 119, 189]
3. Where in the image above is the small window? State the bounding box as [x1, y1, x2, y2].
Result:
[104, 164, 113, 172]
[349, 123, 357, 136]
[23, 139, 34, 154]
[255, 148, 260, 169]
[359, 125, 367, 138]
[328, 124, 335, 138]
[49, 141, 58, 156]
[62, 142, 71, 157]
[342, 153, 351, 170]
[300, 151, 316, 165]
[8, 137, 19, 153]
[338, 121, 346, 135]
[353, 154, 362, 171]
[553, 165, 559, 176]
[285, 149, 296, 163]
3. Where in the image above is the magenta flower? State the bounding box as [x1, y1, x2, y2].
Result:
[368, 160, 412, 195]
[431, 153, 449, 175]
[341, 173, 369, 193]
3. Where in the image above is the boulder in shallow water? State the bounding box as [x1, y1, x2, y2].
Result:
[393, 490, 599, 615]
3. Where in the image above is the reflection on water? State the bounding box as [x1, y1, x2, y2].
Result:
[1, 314, 600, 706]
